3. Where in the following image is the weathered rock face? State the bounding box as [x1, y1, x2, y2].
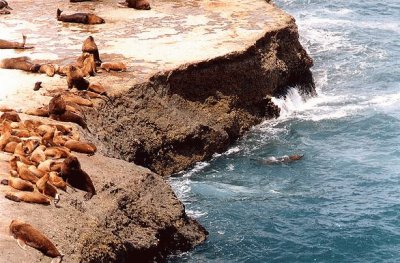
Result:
[0, 153, 207, 263]
[86, 22, 315, 176]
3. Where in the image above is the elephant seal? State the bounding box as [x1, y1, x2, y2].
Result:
[60, 156, 96, 200]
[9, 220, 63, 260]
[57, 9, 105, 25]
[0, 35, 33, 49]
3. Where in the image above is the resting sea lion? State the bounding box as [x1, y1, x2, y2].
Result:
[120, 0, 151, 10]
[64, 139, 96, 154]
[0, 57, 41, 73]
[9, 220, 63, 261]
[39, 64, 56, 77]
[50, 111, 88, 129]
[25, 107, 49, 117]
[36, 173, 58, 198]
[0, 35, 33, 49]
[49, 95, 66, 115]
[1, 177, 34, 192]
[49, 172, 67, 191]
[76, 53, 96, 77]
[57, 9, 105, 25]
[60, 156, 96, 200]
[82, 36, 101, 66]
[0, 111, 21, 122]
[5, 191, 50, 205]
[100, 62, 127, 72]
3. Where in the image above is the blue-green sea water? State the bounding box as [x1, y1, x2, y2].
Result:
[169, 1, 400, 262]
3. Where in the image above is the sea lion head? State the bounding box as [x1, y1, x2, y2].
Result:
[49, 94, 66, 115]
[63, 156, 81, 171]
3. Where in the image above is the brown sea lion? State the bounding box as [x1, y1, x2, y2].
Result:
[120, 0, 151, 10]
[88, 82, 106, 95]
[0, 111, 21, 122]
[82, 36, 101, 66]
[30, 145, 46, 164]
[44, 146, 70, 159]
[64, 139, 96, 154]
[48, 172, 67, 191]
[25, 107, 49, 117]
[1, 177, 34, 191]
[62, 93, 93, 107]
[33, 81, 42, 91]
[57, 9, 105, 24]
[9, 219, 63, 261]
[76, 53, 96, 77]
[49, 95, 66, 115]
[4, 141, 18, 153]
[100, 62, 127, 72]
[17, 165, 39, 184]
[28, 165, 46, 178]
[36, 173, 58, 198]
[39, 64, 56, 77]
[0, 35, 33, 49]
[60, 156, 96, 200]
[66, 65, 90, 90]
[5, 191, 50, 205]
[50, 110, 88, 129]
[0, 57, 40, 73]
[0, 9, 10, 15]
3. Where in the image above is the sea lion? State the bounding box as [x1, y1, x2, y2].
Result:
[49, 95, 66, 115]
[28, 165, 46, 178]
[39, 64, 56, 77]
[33, 81, 42, 91]
[0, 57, 41, 73]
[5, 191, 50, 205]
[88, 82, 106, 95]
[57, 9, 105, 25]
[0, 9, 10, 15]
[17, 165, 39, 184]
[30, 145, 46, 164]
[48, 172, 67, 191]
[50, 110, 88, 129]
[62, 93, 93, 107]
[100, 62, 127, 72]
[44, 146, 70, 159]
[120, 0, 151, 10]
[0, 111, 21, 122]
[76, 53, 96, 77]
[260, 154, 304, 164]
[9, 219, 63, 261]
[25, 107, 49, 117]
[60, 156, 96, 200]
[0, 35, 33, 49]
[1, 177, 34, 191]
[36, 173, 58, 198]
[4, 141, 18, 153]
[66, 65, 90, 90]
[64, 139, 96, 154]
[82, 36, 101, 66]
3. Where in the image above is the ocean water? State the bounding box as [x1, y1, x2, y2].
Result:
[169, 0, 400, 262]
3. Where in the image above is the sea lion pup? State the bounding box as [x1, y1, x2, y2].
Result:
[57, 9, 105, 25]
[0, 35, 33, 49]
[0, 57, 41, 73]
[261, 154, 304, 164]
[100, 62, 127, 72]
[1, 177, 34, 191]
[9, 220, 63, 262]
[33, 81, 42, 91]
[0, 111, 21, 122]
[39, 64, 56, 77]
[60, 156, 96, 200]
[5, 192, 51, 205]
[82, 36, 101, 66]
[64, 139, 96, 154]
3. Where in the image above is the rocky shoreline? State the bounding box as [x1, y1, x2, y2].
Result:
[0, 0, 314, 262]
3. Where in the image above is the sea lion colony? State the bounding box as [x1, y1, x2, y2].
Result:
[0, 0, 149, 261]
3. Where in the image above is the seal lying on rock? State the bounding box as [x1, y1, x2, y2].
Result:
[57, 9, 105, 24]
[260, 154, 304, 164]
[0, 57, 40, 73]
[0, 35, 33, 49]
[119, 0, 151, 10]
[100, 62, 127, 72]
[60, 156, 96, 200]
[9, 220, 63, 262]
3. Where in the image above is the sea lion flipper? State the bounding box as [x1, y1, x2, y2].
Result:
[17, 238, 27, 250]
